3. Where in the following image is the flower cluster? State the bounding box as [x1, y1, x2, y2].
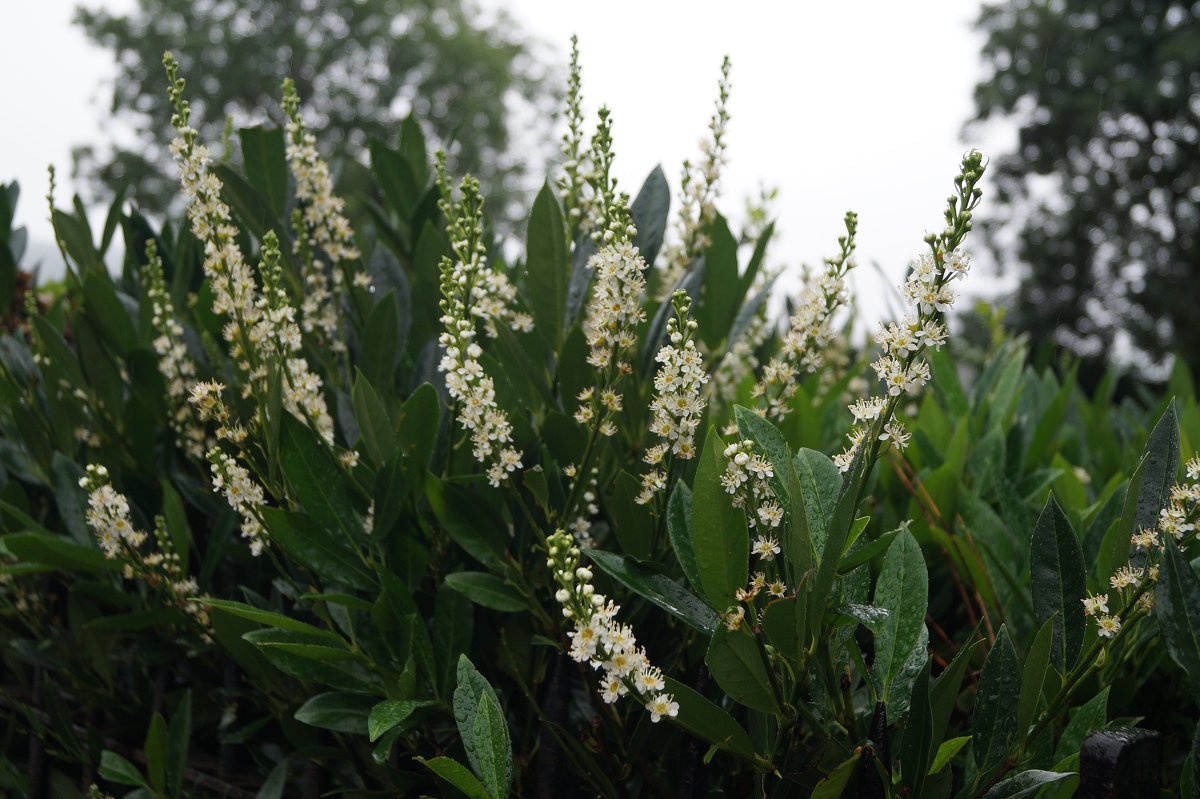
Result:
[253, 232, 337, 444]
[638, 290, 708, 504]
[546, 528, 677, 723]
[721, 439, 784, 558]
[189, 381, 270, 556]
[164, 53, 335, 446]
[658, 57, 732, 298]
[831, 151, 986, 473]
[555, 35, 593, 243]
[142, 240, 208, 459]
[79, 464, 208, 627]
[282, 78, 366, 352]
[434, 162, 525, 487]
[1086, 454, 1200, 637]
[753, 212, 858, 420]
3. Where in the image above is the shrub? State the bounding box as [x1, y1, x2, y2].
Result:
[1, 41, 1199, 798]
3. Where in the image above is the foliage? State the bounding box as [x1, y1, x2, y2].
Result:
[2, 38, 1200, 799]
[972, 0, 1200, 381]
[73, 0, 558, 223]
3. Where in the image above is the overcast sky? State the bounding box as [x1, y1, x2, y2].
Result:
[0, 0, 1009, 319]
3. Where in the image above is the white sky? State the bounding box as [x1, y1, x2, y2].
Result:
[0, 0, 1009, 319]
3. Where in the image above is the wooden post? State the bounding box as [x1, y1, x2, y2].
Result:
[1077, 727, 1161, 799]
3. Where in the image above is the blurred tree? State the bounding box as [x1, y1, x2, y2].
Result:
[971, 0, 1200, 381]
[73, 0, 558, 222]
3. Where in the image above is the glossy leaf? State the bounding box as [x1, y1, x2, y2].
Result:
[444, 572, 527, 613]
[973, 625, 1020, 774]
[981, 769, 1072, 798]
[705, 624, 779, 714]
[1017, 618, 1054, 739]
[369, 699, 436, 742]
[585, 549, 718, 633]
[294, 691, 374, 734]
[691, 426, 748, 609]
[1030, 495, 1086, 670]
[1155, 537, 1200, 699]
[666, 481, 704, 599]
[525, 182, 568, 350]
[872, 530, 929, 717]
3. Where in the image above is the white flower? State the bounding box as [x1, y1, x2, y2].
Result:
[752, 536, 781, 561]
[646, 694, 680, 723]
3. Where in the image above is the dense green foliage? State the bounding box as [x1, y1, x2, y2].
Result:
[973, 0, 1200, 381]
[73, 0, 556, 220]
[2, 45, 1200, 799]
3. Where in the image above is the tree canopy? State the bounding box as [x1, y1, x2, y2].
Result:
[972, 0, 1200, 380]
[74, 0, 558, 218]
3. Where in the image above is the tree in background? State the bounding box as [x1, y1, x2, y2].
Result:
[971, 0, 1200, 381]
[73, 0, 558, 220]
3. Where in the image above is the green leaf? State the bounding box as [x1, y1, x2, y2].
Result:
[660, 676, 755, 762]
[928, 736, 970, 775]
[793, 447, 843, 556]
[352, 369, 395, 467]
[472, 691, 512, 799]
[1054, 687, 1108, 762]
[83, 271, 137, 354]
[201, 598, 341, 639]
[444, 572, 527, 613]
[99, 750, 148, 788]
[1030, 495, 1086, 670]
[973, 625, 1020, 774]
[239, 125, 288, 219]
[735, 405, 792, 503]
[279, 414, 364, 545]
[761, 597, 799, 658]
[294, 691, 375, 734]
[666, 481, 704, 599]
[426, 477, 508, 569]
[838, 527, 901, 574]
[396, 381, 441, 492]
[691, 426, 749, 609]
[245, 628, 374, 692]
[607, 470, 653, 560]
[900, 662, 933, 798]
[981, 769, 1073, 798]
[368, 699, 436, 742]
[261, 508, 375, 590]
[361, 289, 401, 389]
[243, 628, 355, 661]
[705, 624, 779, 714]
[810, 749, 862, 799]
[166, 691, 191, 799]
[585, 549, 719, 634]
[872, 530, 929, 718]
[433, 586, 473, 699]
[454, 656, 511, 798]
[418, 756, 492, 799]
[1017, 618, 1055, 739]
[145, 712, 167, 793]
[1134, 400, 1180, 534]
[1, 532, 118, 573]
[1155, 536, 1200, 699]
[631, 165, 670, 266]
[525, 182, 568, 350]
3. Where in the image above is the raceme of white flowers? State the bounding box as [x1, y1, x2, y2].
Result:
[753, 212, 858, 421]
[1084, 454, 1200, 638]
[638, 290, 708, 505]
[434, 164, 525, 487]
[556, 35, 593, 243]
[546, 528, 678, 723]
[658, 57, 732, 299]
[282, 78, 367, 353]
[189, 381, 270, 557]
[830, 151, 986, 474]
[164, 53, 335, 446]
[79, 464, 209, 627]
[141, 239, 208, 459]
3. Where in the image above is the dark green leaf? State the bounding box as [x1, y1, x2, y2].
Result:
[981, 769, 1072, 798]
[793, 447, 843, 556]
[361, 290, 401, 389]
[418, 756, 491, 799]
[525, 182, 568, 350]
[900, 662, 933, 798]
[631, 165, 670, 266]
[1156, 537, 1200, 699]
[973, 625, 1020, 773]
[2, 532, 117, 574]
[735, 405, 792, 503]
[1017, 618, 1054, 740]
[661, 676, 756, 762]
[294, 691, 375, 734]
[705, 624, 779, 714]
[838, 528, 901, 574]
[585, 549, 719, 634]
[666, 481, 704, 599]
[167, 691, 191, 799]
[873, 530, 929, 717]
[262, 508, 375, 590]
[426, 477, 508, 569]
[145, 712, 167, 793]
[369, 699, 436, 742]
[352, 370, 395, 467]
[691, 426, 748, 609]
[239, 125, 288, 219]
[472, 691, 512, 799]
[99, 750, 147, 788]
[1054, 687, 1108, 762]
[279, 414, 365, 544]
[444, 572, 527, 613]
[1030, 495, 1086, 670]
[810, 749, 862, 799]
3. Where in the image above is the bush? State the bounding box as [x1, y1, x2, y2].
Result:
[1, 43, 1199, 798]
